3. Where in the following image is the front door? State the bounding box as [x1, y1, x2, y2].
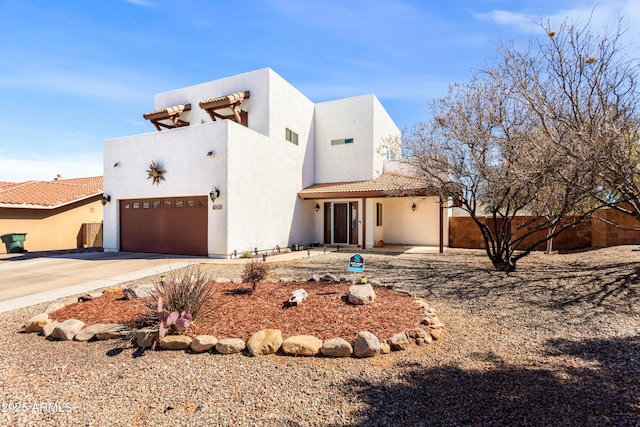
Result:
[349, 201, 358, 245]
[333, 203, 348, 244]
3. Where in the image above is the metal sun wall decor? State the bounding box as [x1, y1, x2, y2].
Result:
[146, 161, 166, 186]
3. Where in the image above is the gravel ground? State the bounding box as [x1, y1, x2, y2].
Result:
[1, 247, 639, 426]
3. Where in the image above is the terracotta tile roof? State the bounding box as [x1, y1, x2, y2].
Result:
[143, 104, 191, 119]
[0, 176, 103, 208]
[298, 173, 435, 199]
[199, 91, 250, 107]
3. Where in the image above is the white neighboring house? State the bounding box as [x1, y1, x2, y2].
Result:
[103, 68, 448, 257]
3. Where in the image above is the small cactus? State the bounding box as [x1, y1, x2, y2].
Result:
[157, 296, 192, 338]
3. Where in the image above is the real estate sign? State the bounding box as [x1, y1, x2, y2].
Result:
[348, 253, 364, 273]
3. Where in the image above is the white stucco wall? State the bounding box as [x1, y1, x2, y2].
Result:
[103, 121, 231, 255]
[314, 95, 375, 184]
[381, 196, 447, 246]
[152, 68, 271, 138]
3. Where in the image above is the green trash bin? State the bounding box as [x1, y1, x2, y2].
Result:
[1, 233, 27, 253]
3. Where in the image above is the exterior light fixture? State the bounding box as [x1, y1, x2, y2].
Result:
[315, 203, 320, 212]
[206, 151, 215, 157]
[411, 202, 416, 211]
[113, 162, 121, 167]
[101, 194, 111, 205]
[209, 186, 220, 203]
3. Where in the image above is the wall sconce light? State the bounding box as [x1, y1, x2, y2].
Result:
[411, 202, 416, 211]
[113, 162, 121, 167]
[101, 194, 111, 206]
[209, 186, 220, 203]
[206, 151, 215, 158]
[315, 203, 320, 212]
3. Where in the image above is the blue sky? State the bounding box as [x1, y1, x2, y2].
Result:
[0, 0, 638, 181]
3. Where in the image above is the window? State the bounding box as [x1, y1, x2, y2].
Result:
[331, 138, 354, 146]
[376, 203, 383, 226]
[285, 128, 298, 145]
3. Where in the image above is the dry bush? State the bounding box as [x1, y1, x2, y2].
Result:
[241, 260, 273, 293]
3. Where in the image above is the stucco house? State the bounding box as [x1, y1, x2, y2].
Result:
[0, 176, 104, 253]
[103, 68, 447, 257]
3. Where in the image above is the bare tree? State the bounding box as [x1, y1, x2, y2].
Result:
[400, 17, 638, 271]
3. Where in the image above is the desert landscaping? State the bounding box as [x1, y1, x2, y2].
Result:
[1, 246, 639, 426]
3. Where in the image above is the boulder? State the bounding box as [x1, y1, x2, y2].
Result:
[307, 274, 322, 282]
[158, 335, 192, 350]
[136, 327, 159, 349]
[406, 328, 428, 339]
[421, 316, 444, 329]
[353, 331, 380, 358]
[42, 321, 59, 338]
[430, 329, 442, 341]
[348, 284, 376, 305]
[321, 273, 339, 282]
[191, 335, 218, 353]
[24, 313, 51, 333]
[321, 338, 353, 357]
[44, 302, 66, 314]
[246, 329, 283, 356]
[123, 283, 155, 300]
[215, 338, 246, 354]
[282, 335, 323, 356]
[96, 324, 130, 340]
[388, 332, 410, 351]
[380, 342, 391, 354]
[74, 324, 103, 342]
[51, 319, 85, 341]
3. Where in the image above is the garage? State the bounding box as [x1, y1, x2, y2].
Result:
[119, 196, 208, 256]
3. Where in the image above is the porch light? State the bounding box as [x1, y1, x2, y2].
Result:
[101, 194, 111, 205]
[209, 186, 220, 203]
[206, 151, 215, 158]
[411, 202, 416, 211]
[113, 162, 121, 167]
[315, 203, 320, 212]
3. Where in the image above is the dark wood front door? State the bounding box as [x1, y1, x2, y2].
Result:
[120, 196, 208, 256]
[323, 203, 331, 244]
[333, 203, 348, 244]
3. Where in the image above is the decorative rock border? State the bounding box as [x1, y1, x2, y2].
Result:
[20, 278, 446, 360]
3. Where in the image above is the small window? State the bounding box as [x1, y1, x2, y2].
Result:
[164, 200, 172, 208]
[123, 202, 130, 209]
[285, 128, 298, 145]
[132, 202, 140, 209]
[175, 200, 183, 208]
[331, 138, 354, 146]
[187, 199, 195, 208]
[153, 201, 161, 208]
[376, 203, 383, 226]
[142, 201, 150, 209]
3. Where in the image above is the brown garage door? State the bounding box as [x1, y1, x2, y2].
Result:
[120, 196, 208, 256]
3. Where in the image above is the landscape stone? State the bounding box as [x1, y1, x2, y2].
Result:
[307, 274, 322, 282]
[368, 279, 383, 287]
[136, 327, 159, 348]
[321, 338, 353, 357]
[246, 329, 283, 356]
[353, 331, 381, 358]
[74, 324, 104, 342]
[191, 335, 218, 353]
[44, 302, 66, 314]
[215, 278, 232, 283]
[77, 294, 94, 302]
[123, 283, 155, 300]
[388, 332, 410, 351]
[42, 321, 59, 337]
[215, 338, 246, 354]
[282, 335, 323, 356]
[231, 278, 243, 284]
[158, 335, 192, 350]
[430, 329, 442, 340]
[24, 313, 51, 333]
[321, 273, 339, 282]
[96, 324, 130, 340]
[415, 338, 427, 346]
[380, 342, 391, 354]
[52, 319, 85, 341]
[407, 328, 428, 339]
[348, 284, 376, 305]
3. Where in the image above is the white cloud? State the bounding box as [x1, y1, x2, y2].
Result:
[124, 0, 156, 7]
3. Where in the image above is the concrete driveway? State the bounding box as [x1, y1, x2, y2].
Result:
[0, 251, 206, 313]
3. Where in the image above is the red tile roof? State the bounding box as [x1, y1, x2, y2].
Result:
[298, 173, 435, 199]
[0, 176, 103, 208]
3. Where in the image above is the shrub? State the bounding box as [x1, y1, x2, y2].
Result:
[241, 251, 253, 258]
[241, 259, 273, 293]
[140, 265, 215, 336]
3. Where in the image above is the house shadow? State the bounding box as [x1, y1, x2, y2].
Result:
[330, 335, 640, 427]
